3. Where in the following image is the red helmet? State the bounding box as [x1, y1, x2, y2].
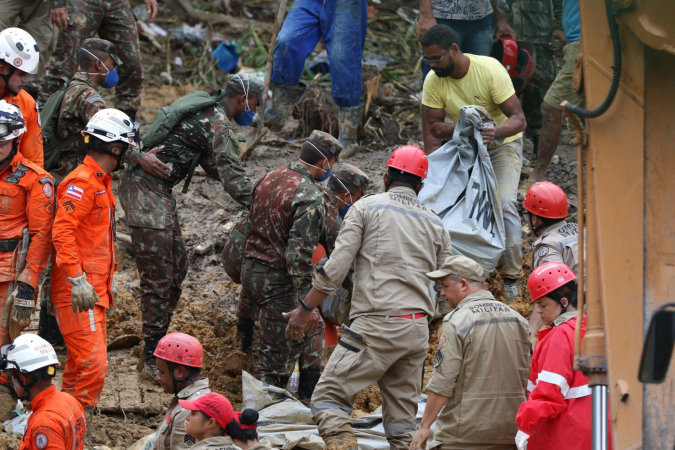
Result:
[154, 333, 204, 368]
[386, 145, 428, 178]
[523, 181, 568, 219]
[492, 38, 535, 94]
[528, 261, 577, 302]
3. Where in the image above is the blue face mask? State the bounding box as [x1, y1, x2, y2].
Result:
[234, 109, 255, 126]
[300, 141, 333, 182]
[339, 203, 352, 218]
[333, 174, 354, 217]
[81, 48, 119, 89]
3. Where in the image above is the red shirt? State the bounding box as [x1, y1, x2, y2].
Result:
[19, 385, 85, 450]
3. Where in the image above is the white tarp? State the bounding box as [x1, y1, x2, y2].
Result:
[418, 105, 506, 273]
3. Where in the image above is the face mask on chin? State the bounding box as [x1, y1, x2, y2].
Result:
[233, 74, 256, 126]
[332, 174, 354, 218]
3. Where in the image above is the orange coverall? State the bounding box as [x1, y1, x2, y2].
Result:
[0, 152, 54, 346]
[19, 385, 86, 450]
[51, 155, 116, 408]
[3, 90, 44, 168]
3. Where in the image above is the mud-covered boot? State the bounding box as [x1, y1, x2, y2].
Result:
[298, 370, 321, 403]
[324, 432, 359, 450]
[338, 103, 364, 159]
[264, 82, 306, 132]
[142, 334, 164, 380]
[236, 318, 255, 354]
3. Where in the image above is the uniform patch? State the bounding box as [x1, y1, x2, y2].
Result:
[35, 433, 48, 449]
[39, 176, 53, 185]
[65, 184, 84, 201]
[433, 349, 443, 368]
[5, 176, 19, 184]
[45, 202, 54, 215]
[42, 183, 53, 198]
[86, 96, 106, 105]
[12, 169, 25, 178]
[184, 433, 196, 446]
[18, 164, 29, 171]
[62, 200, 76, 214]
[438, 333, 449, 348]
[538, 247, 549, 257]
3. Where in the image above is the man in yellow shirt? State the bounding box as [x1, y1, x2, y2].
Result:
[421, 24, 527, 299]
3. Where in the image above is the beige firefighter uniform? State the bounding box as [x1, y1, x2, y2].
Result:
[192, 436, 241, 450]
[531, 221, 579, 273]
[151, 379, 211, 450]
[312, 186, 453, 450]
[426, 289, 530, 449]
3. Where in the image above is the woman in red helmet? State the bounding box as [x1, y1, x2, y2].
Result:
[150, 332, 211, 450]
[515, 262, 610, 450]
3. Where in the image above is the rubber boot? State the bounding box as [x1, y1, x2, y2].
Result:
[324, 432, 359, 450]
[264, 82, 306, 132]
[84, 406, 95, 438]
[142, 334, 164, 379]
[338, 103, 364, 159]
[298, 370, 321, 401]
[236, 318, 255, 354]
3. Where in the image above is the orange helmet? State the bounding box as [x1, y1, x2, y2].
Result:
[492, 37, 535, 94]
[523, 181, 568, 219]
[154, 333, 204, 368]
[386, 145, 428, 178]
[528, 261, 577, 302]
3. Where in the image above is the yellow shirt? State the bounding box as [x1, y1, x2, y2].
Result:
[422, 54, 522, 147]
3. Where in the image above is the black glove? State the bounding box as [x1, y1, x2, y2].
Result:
[11, 281, 35, 326]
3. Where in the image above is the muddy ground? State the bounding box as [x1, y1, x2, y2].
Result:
[0, 0, 581, 447]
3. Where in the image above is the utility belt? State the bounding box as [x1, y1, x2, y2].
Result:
[243, 258, 288, 275]
[0, 239, 19, 253]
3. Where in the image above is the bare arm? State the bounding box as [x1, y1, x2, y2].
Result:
[425, 106, 455, 141]
[481, 94, 527, 144]
[409, 391, 449, 450]
[490, 0, 516, 39]
[417, 0, 437, 43]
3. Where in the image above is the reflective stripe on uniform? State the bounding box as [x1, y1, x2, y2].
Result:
[310, 401, 353, 415]
[88, 309, 96, 332]
[528, 371, 591, 400]
[384, 423, 416, 437]
[367, 204, 444, 228]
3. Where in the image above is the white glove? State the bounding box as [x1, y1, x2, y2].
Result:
[515, 430, 529, 450]
[67, 273, 100, 313]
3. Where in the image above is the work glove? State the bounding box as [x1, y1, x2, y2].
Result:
[67, 273, 100, 313]
[108, 277, 118, 316]
[515, 430, 529, 450]
[9, 282, 36, 326]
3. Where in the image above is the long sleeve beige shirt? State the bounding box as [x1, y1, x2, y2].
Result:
[313, 186, 453, 318]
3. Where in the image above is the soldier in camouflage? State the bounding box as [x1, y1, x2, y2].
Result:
[38, 39, 120, 349]
[507, 0, 563, 148]
[37, 0, 158, 117]
[240, 130, 340, 390]
[118, 73, 264, 375]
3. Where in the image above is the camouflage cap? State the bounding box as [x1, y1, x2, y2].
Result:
[82, 38, 122, 66]
[336, 163, 370, 193]
[309, 130, 342, 159]
[228, 73, 265, 109]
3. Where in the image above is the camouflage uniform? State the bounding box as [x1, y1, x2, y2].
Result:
[38, 0, 142, 115]
[508, 0, 563, 140]
[37, 39, 114, 350]
[240, 131, 340, 388]
[119, 75, 263, 361]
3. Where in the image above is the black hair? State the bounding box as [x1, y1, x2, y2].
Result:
[224, 82, 246, 99]
[387, 167, 423, 191]
[300, 140, 337, 165]
[84, 135, 128, 155]
[79, 48, 109, 71]
[328, 175, 360, 195]
[420, 24, 459, 51]
[549, 280, 578, 310]
[226, 409, 259, 442]
[537, 216, 566, 228]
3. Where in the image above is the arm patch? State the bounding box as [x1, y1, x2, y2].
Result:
[39, 176, 54, 185]
[86, 96, 106, 105]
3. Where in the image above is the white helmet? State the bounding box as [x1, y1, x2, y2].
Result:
[82, 108, 138, 147]
[0, 28, 40, 75]
[2, 334, 59, 374]
[0, 99, 25, 142]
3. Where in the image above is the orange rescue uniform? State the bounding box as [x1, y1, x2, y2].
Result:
[3, 90, 43, 168]
[51, 155, 116, 408]
[19, 385, 86, 450]
[0, 152, 54, 346]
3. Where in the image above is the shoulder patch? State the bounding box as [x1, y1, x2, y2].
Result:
[86, 95, 106, 105]
[184, 434, 197, 446]
[62, 200, 76, 214]
[538, 246, 549, 258]
[5, 175, 19, 184]
[35, 433, 49, 449]
[433, 349, 443, 368]
[42, 183, 53, 199]
[39, 176, 54, 185]
[18, 164, 30, 171]
[65, 184, 85, 201]
[438, 333, 449, 348]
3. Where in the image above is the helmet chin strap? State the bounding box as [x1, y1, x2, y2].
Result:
[0, 65, 19, 97]
[0, 139, 18, 167]
[167, 362, 195, 395]
[528, 213, 547, 236]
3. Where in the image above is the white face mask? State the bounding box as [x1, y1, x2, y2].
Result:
[300, 141, 333, 181]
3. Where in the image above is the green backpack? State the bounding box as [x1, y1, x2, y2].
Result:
[141, 89, 225, 193]
[41, 77, 87, 172]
